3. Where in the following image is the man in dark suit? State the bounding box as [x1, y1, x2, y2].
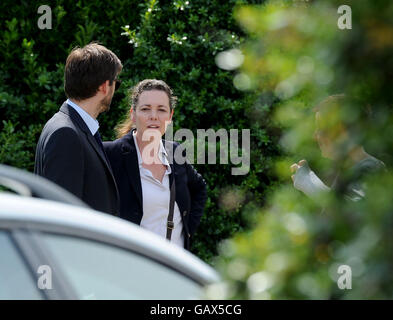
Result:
[34, 43, 122, 215]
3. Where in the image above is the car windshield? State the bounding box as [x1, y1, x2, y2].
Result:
[0, 230, 43, 300]
[40, 232, 202, 300]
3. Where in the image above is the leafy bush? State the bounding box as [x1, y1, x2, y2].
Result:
[0, 0, 278, 262]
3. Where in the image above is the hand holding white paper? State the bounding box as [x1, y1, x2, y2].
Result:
[292, 160, 330, 197]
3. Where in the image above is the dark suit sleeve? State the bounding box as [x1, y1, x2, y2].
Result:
[103, 141, 116, 164]
[42, 127, 84, 198]
[185, 161, 207, 236]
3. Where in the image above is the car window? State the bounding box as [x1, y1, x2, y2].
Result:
[0, 230, 44, 300]
[40, 233, 202, 300]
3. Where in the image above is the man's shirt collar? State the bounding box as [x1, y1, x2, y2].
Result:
[66, 99, 99, 135]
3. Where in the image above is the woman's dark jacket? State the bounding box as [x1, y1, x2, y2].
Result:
[103, 130, 207, 250]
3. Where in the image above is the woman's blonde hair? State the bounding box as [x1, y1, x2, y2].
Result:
[115, 79, 177, 139]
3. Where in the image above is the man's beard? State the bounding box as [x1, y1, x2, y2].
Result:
[99, 92, 113, 113]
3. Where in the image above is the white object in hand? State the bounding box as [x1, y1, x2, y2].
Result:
[292, 160, 330, 197]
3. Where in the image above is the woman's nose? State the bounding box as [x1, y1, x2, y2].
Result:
[149, 110, 158, 119]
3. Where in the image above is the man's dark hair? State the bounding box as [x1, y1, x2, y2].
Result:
[64, 42, 122, 100]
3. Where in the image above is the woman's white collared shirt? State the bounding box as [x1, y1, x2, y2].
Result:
[132, 132, 184, 248]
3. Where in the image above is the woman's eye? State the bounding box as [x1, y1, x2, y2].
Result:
[159, 109, 167, 112]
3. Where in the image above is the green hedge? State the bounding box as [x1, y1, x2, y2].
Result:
[0, 0, 279, 263]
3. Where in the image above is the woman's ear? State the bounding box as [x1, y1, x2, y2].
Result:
[169, 108, 174, 121]
[130, 107, 136, 123]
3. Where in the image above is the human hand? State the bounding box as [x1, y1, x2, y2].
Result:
[290, 159, 308, 182]
[290, 159, 330, 197]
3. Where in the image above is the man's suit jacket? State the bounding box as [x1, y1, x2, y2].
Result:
[34, 102, 119, 215]
[103, 130, 207, 250]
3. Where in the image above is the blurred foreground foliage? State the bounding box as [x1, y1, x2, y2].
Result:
[206, 0, 393, 299]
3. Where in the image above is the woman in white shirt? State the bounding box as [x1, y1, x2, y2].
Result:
[104, 79, 207, 250]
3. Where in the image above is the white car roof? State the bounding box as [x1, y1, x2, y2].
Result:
[0, 193, 219, 285]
